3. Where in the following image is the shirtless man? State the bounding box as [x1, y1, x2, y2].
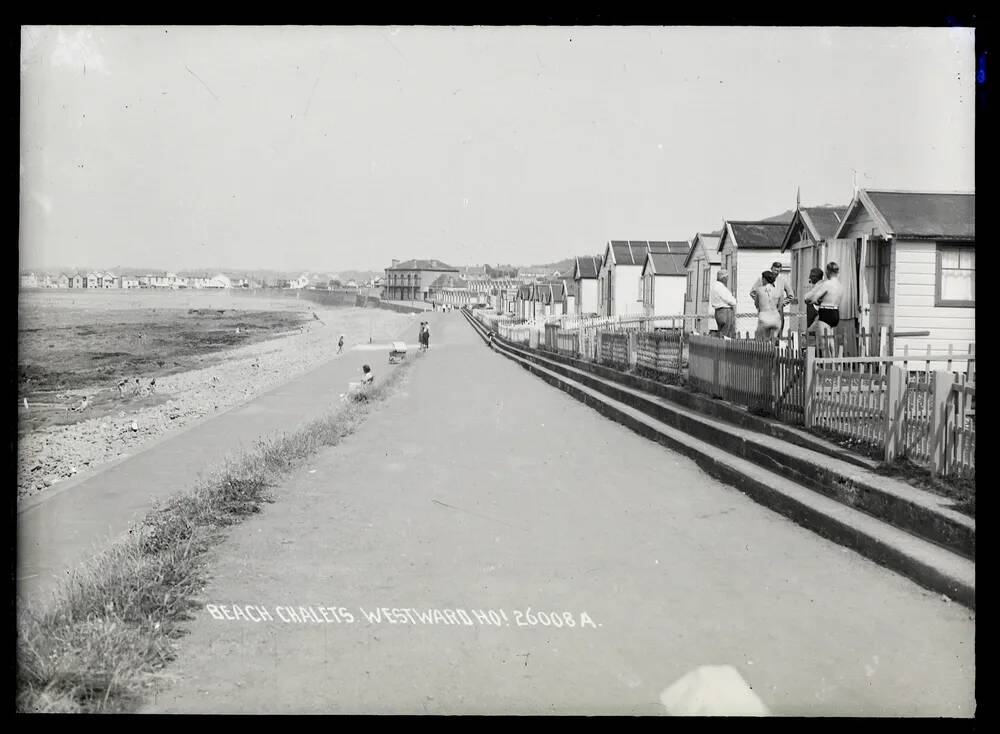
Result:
[804, 262, 845, 349]
[753, 271, 783, 343]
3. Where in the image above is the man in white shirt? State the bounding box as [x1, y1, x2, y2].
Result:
[710, 271, 738, 338]
[749, 261, 794, 336]
[804, 262, 845, 351]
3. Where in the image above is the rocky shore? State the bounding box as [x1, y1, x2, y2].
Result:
[17, 306, 415, 503]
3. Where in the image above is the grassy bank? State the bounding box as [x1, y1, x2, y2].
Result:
[16, 354, 419, 713]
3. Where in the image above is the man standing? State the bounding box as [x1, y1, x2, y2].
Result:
[710, 271, 738, 338]
[804, 262, 845, 353]
[749, 261, 794, 337]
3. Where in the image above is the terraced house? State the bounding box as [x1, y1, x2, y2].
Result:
[383, 259, 459, 302]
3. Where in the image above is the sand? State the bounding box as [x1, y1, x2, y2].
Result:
[17, 294, 415, 503]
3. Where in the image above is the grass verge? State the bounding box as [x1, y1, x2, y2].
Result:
[874, 457, 975, 518]
[16, 353, 420, 713]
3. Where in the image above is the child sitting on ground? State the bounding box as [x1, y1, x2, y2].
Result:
[360, 364, 374, 387]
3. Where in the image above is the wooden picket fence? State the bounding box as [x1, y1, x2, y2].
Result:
[805, 354, 975, 478]
[687, 335, 787, 414]
[598, 332, 630, 370]
[555, 328, 580, 357]
[635, 330, 684, 377]
[946, 377, 975, 478]
[809, 366, 890, 452]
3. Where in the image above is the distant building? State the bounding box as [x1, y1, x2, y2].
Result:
[56, 273, 70, 289]
[384, 259, 460, 301]
[20, 273, 38, 289]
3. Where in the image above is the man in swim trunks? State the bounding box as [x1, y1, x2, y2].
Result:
[805, 267, 824, 330]
[804, 262, 844, 347]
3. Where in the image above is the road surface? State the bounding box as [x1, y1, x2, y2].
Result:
[141, 310, 974, 715]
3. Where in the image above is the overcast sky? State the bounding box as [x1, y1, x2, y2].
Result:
[19, 25, 975, 273]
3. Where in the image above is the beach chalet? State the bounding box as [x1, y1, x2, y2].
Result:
[830, 189, 975, 357]
[683, 232, 722, 334]
[70, 273, 83, 288]
[640, 242, 692, 325]
[85, 272, 99, 289]
[597, 241, 677, 318]
[515, 284, 532, 320]
[555, 275, 575, 315]
[544, 281, 568, 317]
[102, 272, 118, 289]
[56, 273, 70, 289]
[19, 273, 38, 288]
[717, 219, 792, 334]
[573, 255, 602, 316]
[120, 275, 140, 289]
[779, 204, 850, 334]
[384, 259, 459, 302]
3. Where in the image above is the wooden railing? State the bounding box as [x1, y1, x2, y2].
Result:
[688, 335, 792, 414]
[945, 378, 975, 478]
[598, 332, 630, 370]
[635, 330, 685, 377]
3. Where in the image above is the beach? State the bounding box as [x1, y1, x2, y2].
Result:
[17, 290, 414, 502]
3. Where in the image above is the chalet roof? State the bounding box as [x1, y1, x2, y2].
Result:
[575, 255, 602, 279]
[683, 233, 723, 268]
[780, 205, 850, 251]
[837, 190, 975, 241]
[643, 251, 688, 277]
[607, 240, 689, 266]
[387, 259, 459, 272]
[721, 221, 790, 251]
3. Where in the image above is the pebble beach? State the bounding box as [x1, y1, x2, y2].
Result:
[17, 293, 415, 503]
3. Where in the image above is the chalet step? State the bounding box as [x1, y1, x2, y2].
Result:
[466, 315, 973, 561]
[461, 310, 974, 608]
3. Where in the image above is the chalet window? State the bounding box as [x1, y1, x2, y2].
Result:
[701, 267, 711, 302]
[864, 238, 891, 304]
[936, 244, 975, 307]
[686, 271, 693, 301]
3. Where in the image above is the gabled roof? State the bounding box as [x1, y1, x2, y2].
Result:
[386, 259, 459, 272]
[643, 250, 689, 277]
[684, 233, 722, 268]
[719, 221, 790, 252]
[574, 255, 602, 279]
[606, 240, 689, 267]
[833, 189, 975, 241]
[780, 205, 849, 251]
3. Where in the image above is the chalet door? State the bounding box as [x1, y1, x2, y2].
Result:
[856, 235, 871, 334]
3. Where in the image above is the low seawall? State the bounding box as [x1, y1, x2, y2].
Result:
[229, 288, 427, 314]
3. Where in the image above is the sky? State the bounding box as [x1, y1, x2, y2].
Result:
[19, 25, 975, 273]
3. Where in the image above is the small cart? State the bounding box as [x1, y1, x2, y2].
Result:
[389, 341, 407, 364]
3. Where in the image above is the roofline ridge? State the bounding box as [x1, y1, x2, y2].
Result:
[864, 187, 976, 195]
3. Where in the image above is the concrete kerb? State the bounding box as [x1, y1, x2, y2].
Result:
[464, 313, 973, 559]
[462, 311, 974, 608]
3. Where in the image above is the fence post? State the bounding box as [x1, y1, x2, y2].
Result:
[803, 347, 816, 428]
[928, 370, 953, 475]
[883, 365, 905, 463]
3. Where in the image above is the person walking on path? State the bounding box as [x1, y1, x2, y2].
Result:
[804, 262, 845, 354]
[752, 270, 783, 343]
[750, 261, 794, 337]
[710, 271, 738, 338]
[337, 335, 345, 354]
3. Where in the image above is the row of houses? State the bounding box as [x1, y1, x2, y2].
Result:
[19, 271, 243, 290]
[499, 188, 974, 357]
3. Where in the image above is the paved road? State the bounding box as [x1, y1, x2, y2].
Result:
[141, 311, 973, 715]
[17, 317, 424, 608]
